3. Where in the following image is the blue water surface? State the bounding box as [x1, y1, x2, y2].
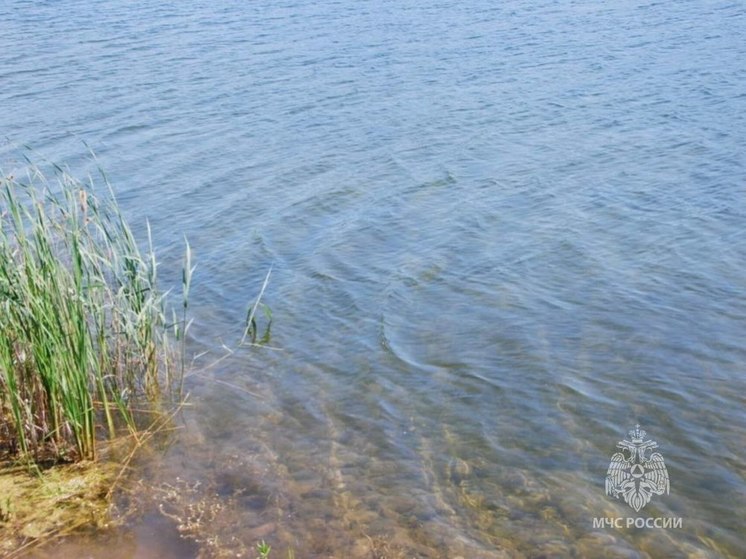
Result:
[2, 1, 745, 557]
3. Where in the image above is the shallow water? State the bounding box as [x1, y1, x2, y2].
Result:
[3, 0, 746, 557]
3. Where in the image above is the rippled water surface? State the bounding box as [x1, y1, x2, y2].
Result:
[2, 0, 746, 557]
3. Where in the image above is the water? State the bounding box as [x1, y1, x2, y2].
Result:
[2, 0, 745, 556]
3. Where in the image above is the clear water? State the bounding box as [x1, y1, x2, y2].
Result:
[2, 0, 745, 557]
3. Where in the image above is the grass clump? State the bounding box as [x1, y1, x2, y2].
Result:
[0, 165, 191, 463]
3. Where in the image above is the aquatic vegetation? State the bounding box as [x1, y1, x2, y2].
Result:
[0, 165, 263, 464]
[0, 161, 272, 556]
[256, 540, 271, 559]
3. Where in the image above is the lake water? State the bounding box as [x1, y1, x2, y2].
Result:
[2, 0, 745, 557]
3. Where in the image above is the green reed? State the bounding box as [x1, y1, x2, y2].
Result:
[0, 167, 191, 462]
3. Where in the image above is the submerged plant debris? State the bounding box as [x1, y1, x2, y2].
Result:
[0, 459, 118, 558]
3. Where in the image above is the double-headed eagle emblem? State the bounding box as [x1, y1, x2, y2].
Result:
[605, 425, 669, 512]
